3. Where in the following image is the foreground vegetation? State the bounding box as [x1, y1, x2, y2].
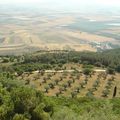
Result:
[0, 73, 120, 120]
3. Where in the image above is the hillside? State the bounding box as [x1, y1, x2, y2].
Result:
[0, 49, 120, 119]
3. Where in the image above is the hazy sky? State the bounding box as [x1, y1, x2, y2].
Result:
[0, 0, 120, 14]
[0, 0, 120, 7]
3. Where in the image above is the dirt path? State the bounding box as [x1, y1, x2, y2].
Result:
[33, 69, 106, 73]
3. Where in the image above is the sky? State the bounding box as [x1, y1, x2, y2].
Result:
[0, 0, 120, 14]
[0, 0, 120, 7]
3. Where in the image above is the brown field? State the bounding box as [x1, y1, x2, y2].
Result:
[0, 14, 119, 54]
[17, 64, 120, 99]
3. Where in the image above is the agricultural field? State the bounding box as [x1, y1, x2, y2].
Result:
[17, 64, 120, 99]
[0, 6, 120, 55]
[0, 49, 119, 99]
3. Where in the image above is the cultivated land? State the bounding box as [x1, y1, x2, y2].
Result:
[17, 63, 120, 99]
[0, 49, 120, 99]
[0, 9, 120, 55]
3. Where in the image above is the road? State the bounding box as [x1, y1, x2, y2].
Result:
[33, 69, 106, 73]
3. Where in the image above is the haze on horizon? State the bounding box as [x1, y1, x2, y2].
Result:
[0, 0, 120, 14]
[0, 0, 120, 7]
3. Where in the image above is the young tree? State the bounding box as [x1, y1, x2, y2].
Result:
[42, 77, 47, 83]
[49, 83, 55, 89]
[54, 79, 59, 85]
[59, 87, 64, 94]
[83, 68, 93, 76]
[67, 80, 73, 87]
[44, 86, 50, 93]
[71, 92, 77, 98]
[25, 79, 30, 85]
[107, 68, 115, 75]
[75, 87, 81, 93]
[62, 84, 68, 91]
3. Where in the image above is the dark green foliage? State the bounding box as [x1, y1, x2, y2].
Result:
[107, 67, 115, 74]
[44, 86, 50, 93]
[83, 68, 93, 75]
[111, 98, 120, 114]
[0, 73, 52, 120]
[116, 65, 120, 73]
[1, 48, 120, 73]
